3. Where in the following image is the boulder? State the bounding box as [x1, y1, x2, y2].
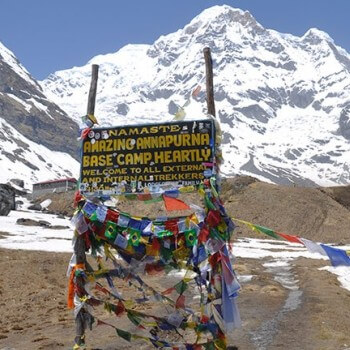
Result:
[16, 218, 51, 227]
[0, 184, 16, 216]
[27, 203, 42, 211]
[50, 224, 70, 230]
[16, 218, 40, 226]
[38, 220, 51, 227]
[15, 218, 68, 230]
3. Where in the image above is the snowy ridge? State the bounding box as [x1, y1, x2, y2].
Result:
[0, 41, 38, 88]
[0, 41, 80, 188]
[41, 5, 350, 186]
[0, 117, 79, 189]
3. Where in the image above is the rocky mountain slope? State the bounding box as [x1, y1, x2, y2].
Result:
[41, 5, 350, 187]
[221, 176, 350, 244]
[0, 42, 80, 188]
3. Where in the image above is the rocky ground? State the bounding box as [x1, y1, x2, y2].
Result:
[0, 249, 349, 350]
[1, 176, 350, 349]
[221, 176, 350, 244]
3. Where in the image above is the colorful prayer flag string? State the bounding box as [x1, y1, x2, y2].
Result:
[68, 178, 241, 349]
[232, 218, 350, 267]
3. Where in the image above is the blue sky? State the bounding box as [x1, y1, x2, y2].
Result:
[1, 0, 350, 80]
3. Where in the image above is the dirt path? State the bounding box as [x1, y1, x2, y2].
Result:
[230, 257, 350, 350]
[1, 249, 350, 350]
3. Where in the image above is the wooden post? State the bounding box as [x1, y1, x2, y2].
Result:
[203, 47, 216, 117]
[73, 64, 99, 348]
[87, 64, 99, 116]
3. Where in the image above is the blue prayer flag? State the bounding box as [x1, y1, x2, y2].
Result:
[320, 244, 350, 267]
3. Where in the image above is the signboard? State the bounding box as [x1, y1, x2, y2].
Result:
[79, 119, 215, 194]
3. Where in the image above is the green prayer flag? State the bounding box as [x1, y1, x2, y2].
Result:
[89, 212, 98, 222]
[128, 228, 141, 246]
[127, 311, 142, 327]
[204, 195, 216, 210]
[125, 193, 137, 200]
[255, 224, 281, 240]
[184, 229, 197, 247]
[174, 280, 188, 294]
[105, 221, 117, 239]
[116, 328, 131, 342]
[160, 246, 173, 261]
[157, 230, 173, 238]
[210, 177, 219, 198]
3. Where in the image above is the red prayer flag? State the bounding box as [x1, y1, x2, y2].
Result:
[162, 287, 175, 295]
[106, 209, 119, 222]
[80, 127, 91, 140]
[137, 193, 153, 201]
[200, 314, 210, 323]
[165, 219, 179, 235]
[115, 301, 126, 316]
[198, 225, 210, 243]
[152, 237, 161, 251]
[145, 262, 164, 275]
[206, 210, 221, 227]
[277, 232, 303, 244]
[163, 195, 190, 211]
[73, 191, 83, 207]
[175, 294, 186, 309]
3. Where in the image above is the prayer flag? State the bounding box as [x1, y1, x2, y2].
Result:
[300, 238, 327, 256]
[277, 232, 303, 244]
[163, 195, 190, 211]
[116, 328, 131, 342]
[320, 244, 350, 267]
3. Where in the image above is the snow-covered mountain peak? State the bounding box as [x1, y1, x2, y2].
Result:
[187, 5, 263, 31]
[147, 5, 265, 65]
[302, 28, 334, 43]
[40, 4, 350, 187]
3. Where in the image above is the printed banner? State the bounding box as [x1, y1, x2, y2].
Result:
[79, 120, 215, 194]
